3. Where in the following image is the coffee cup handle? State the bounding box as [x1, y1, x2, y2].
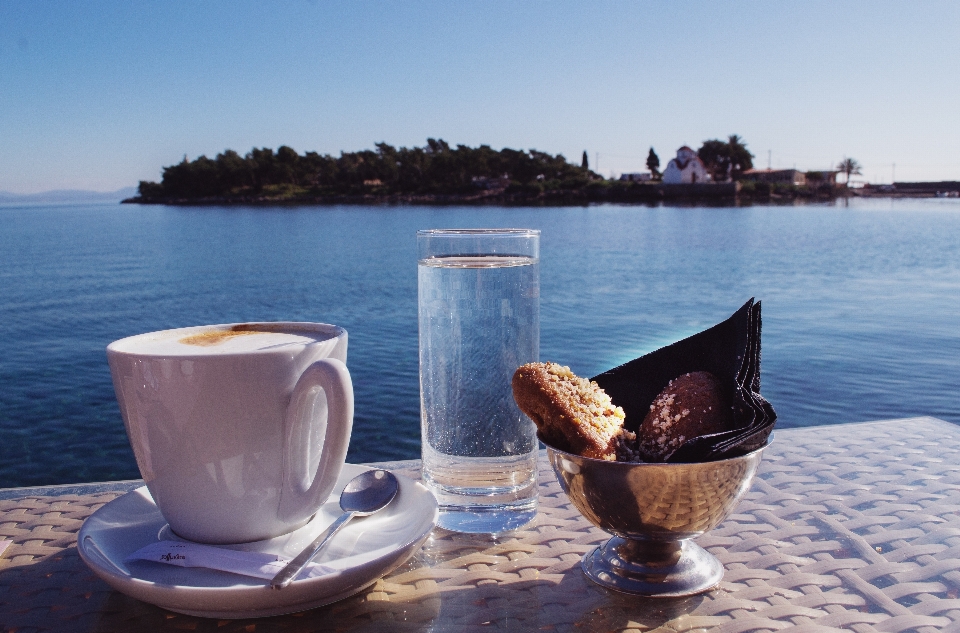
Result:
[279, 357, 354, 520]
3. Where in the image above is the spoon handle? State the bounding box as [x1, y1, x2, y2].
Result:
[270, 511, 355, 589]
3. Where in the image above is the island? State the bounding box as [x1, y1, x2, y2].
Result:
[125, 138, 849, 206]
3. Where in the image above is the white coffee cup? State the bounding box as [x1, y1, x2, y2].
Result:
[107, 322, 353, 544]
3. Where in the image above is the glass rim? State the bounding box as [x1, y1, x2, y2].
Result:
[416, 228, 539, 236]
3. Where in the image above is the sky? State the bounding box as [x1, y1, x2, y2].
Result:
[1, 1, 958, 193]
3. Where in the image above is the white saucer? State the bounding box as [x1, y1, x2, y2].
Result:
[77, 464, 438, 619]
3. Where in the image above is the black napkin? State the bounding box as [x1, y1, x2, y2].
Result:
[591, 299, 776, 462]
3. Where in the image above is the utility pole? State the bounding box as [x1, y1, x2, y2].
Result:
[892, 163, 896, 183]
[767, 150, 772, 170]
[595, 152, 599, 174]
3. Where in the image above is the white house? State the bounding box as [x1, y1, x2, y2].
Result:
[661, 146, 712, 184]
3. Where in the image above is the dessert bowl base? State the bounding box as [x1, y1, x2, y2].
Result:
[582, 537, 722, 597]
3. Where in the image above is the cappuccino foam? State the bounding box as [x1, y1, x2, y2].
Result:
[109, 324, 338, 357]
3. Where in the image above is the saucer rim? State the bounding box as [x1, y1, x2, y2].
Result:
[77, 463, 438, 618]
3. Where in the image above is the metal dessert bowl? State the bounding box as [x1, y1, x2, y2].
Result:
[542, 435, 767, 597]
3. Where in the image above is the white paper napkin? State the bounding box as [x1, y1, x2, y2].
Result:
[125, 541, 336, 581]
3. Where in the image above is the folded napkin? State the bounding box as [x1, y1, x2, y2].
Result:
[592, 298, 776, 462]
[125, 540, 336, 581]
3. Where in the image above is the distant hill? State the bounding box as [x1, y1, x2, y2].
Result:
[0, 187, 138, 204]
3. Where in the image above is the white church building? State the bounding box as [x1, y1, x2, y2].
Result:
[661, 146, 712, 184]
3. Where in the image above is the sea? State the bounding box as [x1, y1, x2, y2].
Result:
[1, 198, 958, 488]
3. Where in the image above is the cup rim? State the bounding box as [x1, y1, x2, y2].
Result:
[106, 321, 346, 358]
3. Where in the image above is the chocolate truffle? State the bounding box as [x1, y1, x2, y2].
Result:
[638, 371, 733, 462]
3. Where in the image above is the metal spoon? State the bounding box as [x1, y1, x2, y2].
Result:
[270, 469, 399, 589]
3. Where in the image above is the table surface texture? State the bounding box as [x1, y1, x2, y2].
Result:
[1, 416, 959, 633]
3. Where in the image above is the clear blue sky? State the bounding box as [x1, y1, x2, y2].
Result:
[2, 1, 958, 193]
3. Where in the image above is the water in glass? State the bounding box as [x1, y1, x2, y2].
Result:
[419, 254, 539, 532]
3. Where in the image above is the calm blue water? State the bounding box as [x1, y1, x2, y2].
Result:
[1, 199, 958, 488]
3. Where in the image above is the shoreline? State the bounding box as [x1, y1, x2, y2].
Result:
[122, 182, 789, 206]
[121, 184, 959, 208]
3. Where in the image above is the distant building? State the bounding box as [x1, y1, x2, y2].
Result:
[619, 172, 653, 182]
[804, 171, 839, 186]
[661, 147, 712, 184]
[741, 169, 840, 187]
[889, 181, 960, 195]
[742, 169, 806, 186]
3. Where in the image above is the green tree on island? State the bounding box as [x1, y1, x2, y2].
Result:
[137, 140, 594, 200]
[698, 135, 754, 182]
[836, 158, 862, 186]
[582, 151, 589, 169]
[646, 148, 660, 180]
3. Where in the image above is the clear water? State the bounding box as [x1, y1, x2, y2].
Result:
[419, 255, 539, 531]
[1, 198, 958, 488]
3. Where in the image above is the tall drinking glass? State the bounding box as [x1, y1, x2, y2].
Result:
[418, 229, 540, 533]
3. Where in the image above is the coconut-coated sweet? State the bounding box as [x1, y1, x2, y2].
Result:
[638, 371, 733, 462]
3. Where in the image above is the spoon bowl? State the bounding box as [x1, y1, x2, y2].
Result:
[271, 469, 399, 589]
[340, 469, 399, 515]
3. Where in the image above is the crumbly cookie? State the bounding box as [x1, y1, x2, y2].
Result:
[512, 362, 628, 460]
[638, 371, 733, 462]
